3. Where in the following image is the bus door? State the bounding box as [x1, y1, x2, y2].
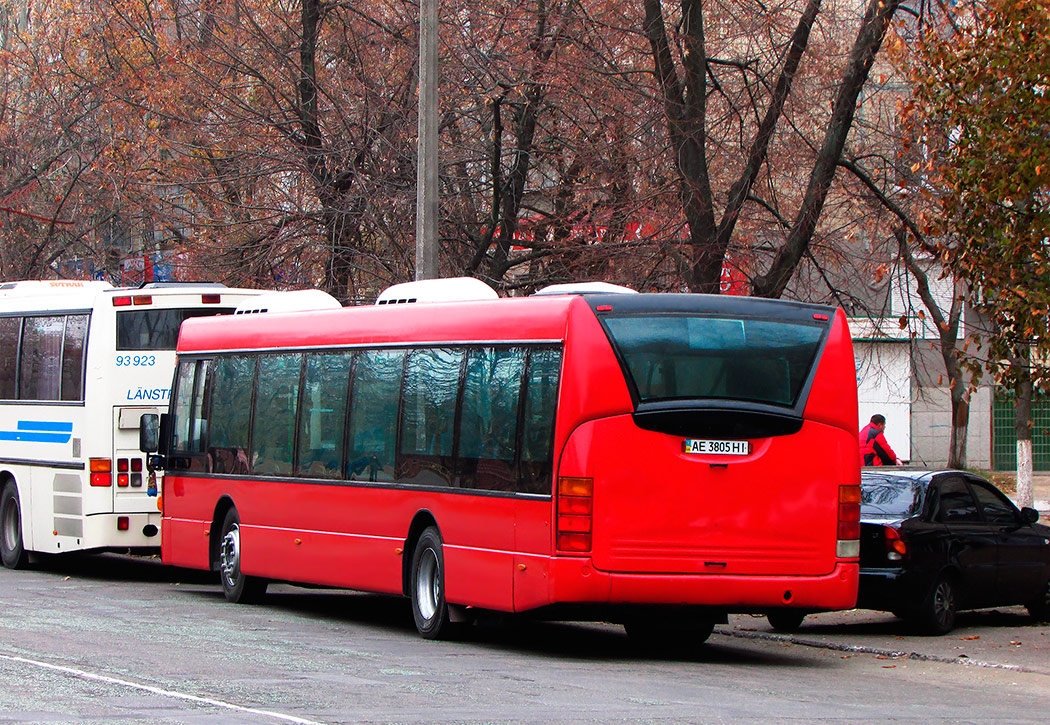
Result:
[511, 346, 562, 611]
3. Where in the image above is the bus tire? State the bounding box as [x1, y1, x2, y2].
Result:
[218, 508, 267, 604]
[410, 526, 454, 640]
[1, 480, 29, 570]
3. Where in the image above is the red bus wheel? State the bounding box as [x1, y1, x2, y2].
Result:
[218, 508, 267, 604]
[410, 527, 454, 639]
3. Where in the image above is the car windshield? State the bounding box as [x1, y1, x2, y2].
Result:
[861, 475, 926, 517]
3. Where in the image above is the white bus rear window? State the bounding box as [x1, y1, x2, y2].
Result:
[117, 308, 235, 350]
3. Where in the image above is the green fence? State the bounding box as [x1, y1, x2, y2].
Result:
[992, 391, 1050, 470]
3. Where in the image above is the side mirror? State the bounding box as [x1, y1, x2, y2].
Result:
[1021, 507, 1040, 525]
[139, 413, 159, 453]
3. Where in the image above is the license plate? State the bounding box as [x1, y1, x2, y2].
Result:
[682, 439, 750, 456]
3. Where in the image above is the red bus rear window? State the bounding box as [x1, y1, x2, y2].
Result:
[602, 315, 825, 408]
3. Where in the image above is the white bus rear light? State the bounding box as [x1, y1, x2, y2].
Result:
[132, 295, 152, 305]
[117, 516, 129, 531]
[202, 294, 221, 304]
[836, 540, 860, 558]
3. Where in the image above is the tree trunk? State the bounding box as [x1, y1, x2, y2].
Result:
[752, 0, 900, 298]
[1014, 350, 1034, 509]
[948, 387, 969, 469]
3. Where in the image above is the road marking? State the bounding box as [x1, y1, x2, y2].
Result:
[0, 652, 326, 724]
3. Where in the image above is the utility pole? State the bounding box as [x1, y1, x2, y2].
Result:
[415, 0, 439, 280]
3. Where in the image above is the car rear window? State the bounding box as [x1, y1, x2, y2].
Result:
[602, 315, 825, 407]
[861, 476, 925, 517]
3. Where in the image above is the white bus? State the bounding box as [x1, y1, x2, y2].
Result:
[0, 280, 307, 568]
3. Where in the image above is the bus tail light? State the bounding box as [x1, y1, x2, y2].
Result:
[89, 458, 112, 487]
[883, 525, 907, 560]
[133, 295, 152, 305]
[117, 516, 129, 531]
[130, 457, 143, 487]
[836, 484, 860, 558]
[557, 477, 593, 553]
[112, 296, 132, 306]
[202, 294, 221, 304]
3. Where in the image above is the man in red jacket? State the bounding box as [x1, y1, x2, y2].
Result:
[859, 414, 902, 466]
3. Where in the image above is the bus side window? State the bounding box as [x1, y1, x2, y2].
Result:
[171, 362, 197, 455]
[296, 351, 352, 480]
[250, 354, 302, 477]
[398, 348, 463, 487]
[209, 355, 254, 474]
[456, 347, 525, 492]
[0, 317, 20, 399]
[519, 347, 561, 495]
[19, 315, 64, 400]
[346, 350, 403, 483]
[170, 359, 212, 471]
[60, 314, 88, 402]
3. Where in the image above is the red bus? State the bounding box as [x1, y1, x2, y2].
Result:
[144, 289, 860, 646]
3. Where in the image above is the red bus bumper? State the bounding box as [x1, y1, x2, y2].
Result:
[533, 556, 859, 612]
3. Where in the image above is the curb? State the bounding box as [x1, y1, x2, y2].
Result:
[713, 627, 1042, 674]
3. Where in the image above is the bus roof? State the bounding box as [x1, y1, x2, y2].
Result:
[234, 289, 341, 314]
[0, 280, 114, 298]
[375, 277, 499, 305]
[178, 294, 581, 353]
[176, 291, 844, 355]
[0, 280, 273, 312]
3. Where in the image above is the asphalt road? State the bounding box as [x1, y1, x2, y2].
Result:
[0, 553, 1047, 723]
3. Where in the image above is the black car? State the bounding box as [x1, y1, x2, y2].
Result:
[858, 469, 1050, 634]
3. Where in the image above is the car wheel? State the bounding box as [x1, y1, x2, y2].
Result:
[217, 508, 267, 604]
[767, 610, 806, 633]
[918, 575, 957, 635]
[1026, 576, 1050, 622]
[1, 481, 29, 570]
[624, 614, 716, 655]
[410, 526, 454, 639]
